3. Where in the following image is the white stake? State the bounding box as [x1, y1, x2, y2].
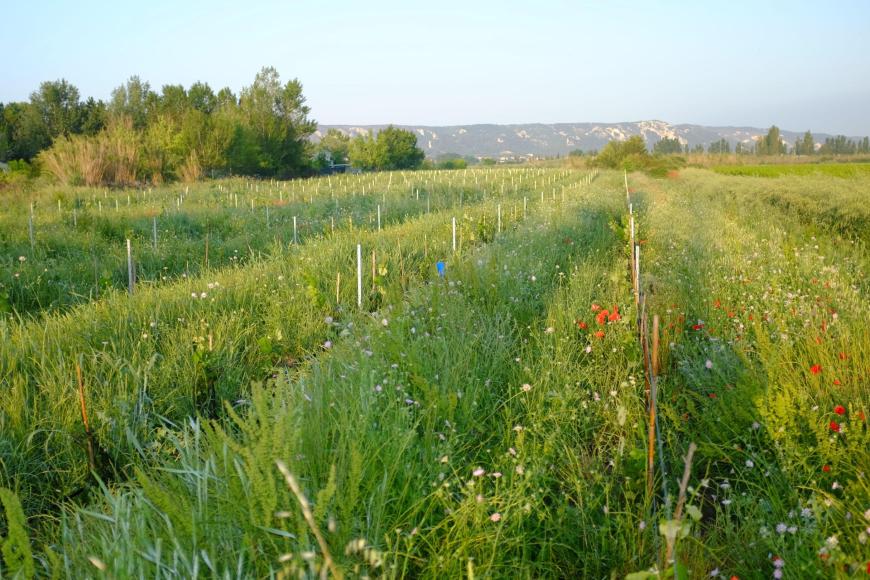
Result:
[377, 204, 381, 231]
[452, 217, 456, 253]
[126, 239, 134, 295]
[152, 216, 158, 250]
[357, 244, 363, 308]
[497, 204, 501, 234]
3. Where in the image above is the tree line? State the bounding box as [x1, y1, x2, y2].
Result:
[0, 68, 426, 186]
[651, 126, 870, 157]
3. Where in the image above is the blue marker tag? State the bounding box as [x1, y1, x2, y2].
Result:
[436, 261, 445, 277]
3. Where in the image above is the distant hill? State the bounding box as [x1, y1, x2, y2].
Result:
[315, 121, 862, 160]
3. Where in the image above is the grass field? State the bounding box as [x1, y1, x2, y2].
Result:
[712, 162, 870, 178]
[0, 166, 868, 578]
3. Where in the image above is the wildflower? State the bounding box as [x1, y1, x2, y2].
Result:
[594, 330, 605, 339]
[745, 459, 754, 468]
[692, 323, 704, 331]
[608, 305, 621, 322]
[545, 326, 555, 334]
[492, 472, 502, 478]
[776, 523, 787, 534]
[473, 468, 485, 477]
[591, 303, 601, 311]
[381, 318, 389, 326]
[709, 568, 719, 578]
[490, 513, 502, 522]
[823, 465, 831, 473]
[705, 359, 713, 369]
[324, 316, 334, 324]
[752, 421, 761, 430]
[838, 352, 847, 360]
[834, 405, 845, 415]
[810, 364, 822, 375]
[577, 321, 588, 329]
[830, 421, 840, 433]
[584, 345, 592, 353]
[833, 379, 841, 386]
[515, 465, 524, 475]
[639, 520, 646, 530]
[596, 310, 609, 325]
[323, 340, 332, 349]
[521, 383, 532, 392]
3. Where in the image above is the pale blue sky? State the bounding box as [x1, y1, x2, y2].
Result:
[4, 0, 869, 134]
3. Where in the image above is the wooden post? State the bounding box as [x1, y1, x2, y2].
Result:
[335, 272, 341, 303]
[371, 250, 376, 292]
[204, 234, 209, 269]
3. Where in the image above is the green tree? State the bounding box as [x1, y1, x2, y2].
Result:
[593, 135, 648, 168]
[79, 97, 107, 135]
[188, 82, 217, 114]
[757, 125, 787, 156]
[236, 66, 316, 177]
[316, 128, 350, 166]
[110, 76, 158, 129]
[708, 138, 730, 154]
[349, 126, 424, 170]
[2, 102, 49, 160]
[652, 136, 683, 155]
[796, 131, 815, 155]
[30, 79, 83, 138]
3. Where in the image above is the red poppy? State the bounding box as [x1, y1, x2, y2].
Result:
[810, 364, 822, 375]
[608, 305, 621, 322]
[713, 299, 721, 309]
[829, 421, 840, 433]
[833, 379, 841, 386]
[822, 464, 831, 473]
[858, 411, 866, 422]
[594, 330, 605, 339]
[596, 310, 609, 325]
[838, 352, 848, 360]
[834, 405, 846, 415]
[708, 393, 717, 399]
[692, 324, 703, 331]
[591, 303, 601, 312]
[577, 321, 587, 330]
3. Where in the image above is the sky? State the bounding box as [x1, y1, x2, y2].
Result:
[3, 0, 870, 134]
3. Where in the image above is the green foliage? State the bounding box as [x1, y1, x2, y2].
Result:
[592, 135, 648, 169]
[707, 138, 730, 154]
[0, 487, 35, 579]
[755, 125, 787, 156]
[652, 137, 683, 156]
[349, 126, 424, 171]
